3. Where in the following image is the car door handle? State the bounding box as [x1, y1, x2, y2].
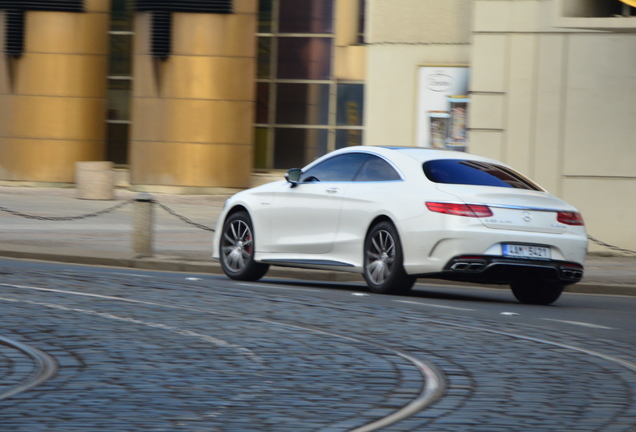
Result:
[326, 188, 339, 194]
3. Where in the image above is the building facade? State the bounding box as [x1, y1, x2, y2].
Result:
[468, 0, 636, 253]
[0, 0, 634, 252]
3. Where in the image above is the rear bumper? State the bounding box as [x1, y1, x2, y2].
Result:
[435, 255, 584, 285]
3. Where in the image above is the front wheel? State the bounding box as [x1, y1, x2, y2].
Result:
[363, 221, 415, 295]
[510, 281, 565, 305]
[220, 211, 269, 281]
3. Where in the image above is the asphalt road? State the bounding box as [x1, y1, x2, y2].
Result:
[1, 258, 635, 432]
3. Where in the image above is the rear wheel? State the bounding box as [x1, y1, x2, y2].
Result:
[220, 211, 269, 281]
[363, 221, 415, 295]
[510, 281, 565, 305]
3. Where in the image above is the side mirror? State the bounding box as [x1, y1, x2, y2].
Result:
[285, 168, 302, 187]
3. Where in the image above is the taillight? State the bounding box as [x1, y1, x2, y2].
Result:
[426, 202, 493, 218]
[557, 211, 584, 226]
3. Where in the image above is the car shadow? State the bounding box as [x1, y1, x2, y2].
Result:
[409, 286, 514, 304]
[259, 278, 516, 305]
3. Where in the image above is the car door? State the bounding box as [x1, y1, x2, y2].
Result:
[266, 153, 370, 254]
[335, 155, 404, 254]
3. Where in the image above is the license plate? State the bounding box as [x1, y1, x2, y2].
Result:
[502, 244, 551, 260]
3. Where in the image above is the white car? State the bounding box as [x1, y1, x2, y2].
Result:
[213, 146, 588, 305]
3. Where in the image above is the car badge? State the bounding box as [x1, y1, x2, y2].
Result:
[522, 211, 532, 223]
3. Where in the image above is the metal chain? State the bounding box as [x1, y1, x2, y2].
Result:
[4, 199, 635, 249]
[0, 200, 133, 221]
[155, 202, 215, 232]
[588, 235, 636, 255]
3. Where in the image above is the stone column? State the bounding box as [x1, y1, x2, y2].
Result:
[0, 0, 110, 184]
[129, 0, 257, 193]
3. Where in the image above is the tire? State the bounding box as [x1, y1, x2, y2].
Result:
[220, 211, 269, 281]
[510, 281, 564, 305]
[363, 221, 415, 295]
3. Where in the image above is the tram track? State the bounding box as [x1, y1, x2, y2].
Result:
[1, 276, 635, 430]
[0, 335, 57, 401]
[0, 282, 444, 431]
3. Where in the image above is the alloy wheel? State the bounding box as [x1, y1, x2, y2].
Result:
[365, 229, 396, 285]
[222, 219, 253, 273]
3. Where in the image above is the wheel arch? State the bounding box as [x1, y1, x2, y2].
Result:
[363, 215, 401, 262]
[365, 215, 398, 239]
[216, 205, 250, 257]
[362, 214, 416, 294]
[225, 204, 250, 220]
[222, 204, 255, 230]
[218, 205, 270, 281]
[364, 214, 416, 272]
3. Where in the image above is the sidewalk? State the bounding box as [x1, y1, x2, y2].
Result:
[1, 186, 635, 297]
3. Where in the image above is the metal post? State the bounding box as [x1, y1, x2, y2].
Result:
[133, 193, 154, 257]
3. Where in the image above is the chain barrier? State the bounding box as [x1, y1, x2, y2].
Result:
[0, 198, 215, 232]
[587, 235, 636, 255]
[4, 200, 636, 250]
[0, 200, 133, 221]
[154, 201, 215, 232]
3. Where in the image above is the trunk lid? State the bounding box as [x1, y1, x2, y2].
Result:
[435, 184, 575, 234]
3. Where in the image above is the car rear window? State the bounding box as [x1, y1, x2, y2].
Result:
[423, 159, 541, 190]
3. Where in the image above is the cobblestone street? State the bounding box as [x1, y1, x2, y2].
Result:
[1, 262, 635, 431]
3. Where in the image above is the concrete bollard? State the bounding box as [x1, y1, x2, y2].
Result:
[76, 161, 114, 200]
[133, 193, 154, 257]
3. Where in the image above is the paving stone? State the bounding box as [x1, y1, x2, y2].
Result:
[0, 265, 635, 431]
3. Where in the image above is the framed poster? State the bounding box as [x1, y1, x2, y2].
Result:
[416, 66, 470, 150]
[446, 96, 469, 151]
[428, 112, 449, 149]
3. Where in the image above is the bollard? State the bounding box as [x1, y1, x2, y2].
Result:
[133, 193, 154, 257]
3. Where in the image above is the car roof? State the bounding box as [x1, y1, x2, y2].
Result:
[333, 145, 500, 165]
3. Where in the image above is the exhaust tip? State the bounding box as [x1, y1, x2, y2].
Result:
[450, 261, 486, 273]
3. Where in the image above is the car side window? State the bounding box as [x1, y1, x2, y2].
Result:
[354, 156, 402, 182]
[300, 153, 370, 183]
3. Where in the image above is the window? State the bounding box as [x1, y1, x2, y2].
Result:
[258, 0, 273, 32]
[256, 83, 270, 124]
[553, 0, 636, 30]
[358, 0, 366, 43]
[111, 0, 133, 31]
[559, 0, 634, 17]
[109, 33, 132, 76]
[106, 0, 134, 165]
[336, 83, 363, 126]
[274, 128, 329, 168]
[276, 37, 332, 80]
[300, 153, 370, 182]
[276, 83, 330, 125]
[354, 156, 401, 182]
[423, 160, 542, 190]
[256, 0, 365, 169]
[335, 129, 363, 148]
[257, 38, 272, 78]
[279, 0, 333, 33]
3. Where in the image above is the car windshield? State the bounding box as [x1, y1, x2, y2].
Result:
[423, 159, 542, 190]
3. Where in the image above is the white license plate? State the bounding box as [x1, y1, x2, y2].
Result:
[502, 244, 551, 260]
